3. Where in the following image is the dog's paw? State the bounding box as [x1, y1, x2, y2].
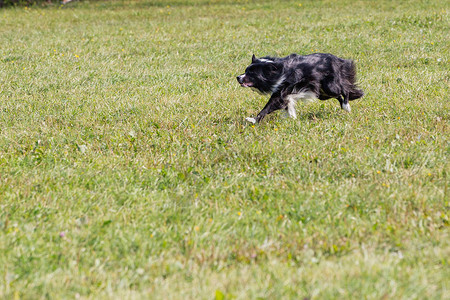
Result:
[342, 103, 351, 112]
[245, 117, 257, 124]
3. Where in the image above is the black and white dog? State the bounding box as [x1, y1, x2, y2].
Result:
[237, 53, 364, 123]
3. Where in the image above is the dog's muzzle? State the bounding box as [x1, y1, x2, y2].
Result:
[237, 74, 245, 84]
[237, 74, 252, 87]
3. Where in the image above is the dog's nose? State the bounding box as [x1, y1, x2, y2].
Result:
[237, 75, 243, 84]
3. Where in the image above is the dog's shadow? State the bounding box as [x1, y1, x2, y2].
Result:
[231, 108, 339, 126]
[296, 110, 336, 122]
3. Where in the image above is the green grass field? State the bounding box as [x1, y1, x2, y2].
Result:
[0, 0, 448, 298]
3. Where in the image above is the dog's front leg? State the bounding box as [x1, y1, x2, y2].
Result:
[246, 93, 284, 124]
[337, 93, 351, 112]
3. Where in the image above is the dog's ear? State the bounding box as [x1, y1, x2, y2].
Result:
[251, 54, 257, 63]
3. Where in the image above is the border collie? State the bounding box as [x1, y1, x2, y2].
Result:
[237, 53, 364, 123]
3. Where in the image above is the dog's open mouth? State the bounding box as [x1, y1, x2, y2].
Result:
[240, 82, 253, 87]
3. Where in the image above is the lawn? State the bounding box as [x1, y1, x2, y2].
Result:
[0, 0, 448, 299]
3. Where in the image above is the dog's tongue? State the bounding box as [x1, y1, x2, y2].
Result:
[242, 82, 253, 87]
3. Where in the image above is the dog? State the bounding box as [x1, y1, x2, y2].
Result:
[237, 53, 364, 123]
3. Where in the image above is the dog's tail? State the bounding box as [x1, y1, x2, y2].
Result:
[344, 60, 364, 100]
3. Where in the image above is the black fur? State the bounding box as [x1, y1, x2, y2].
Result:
[237, 53, 364, 123]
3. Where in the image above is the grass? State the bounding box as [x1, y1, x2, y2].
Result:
[0, 0, 448, 298]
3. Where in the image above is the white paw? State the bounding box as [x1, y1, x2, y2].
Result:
[342, 103, 351, 112]
[245, 117, 256, 124]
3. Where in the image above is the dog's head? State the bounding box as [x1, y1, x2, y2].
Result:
[237, 54, 283, 94]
